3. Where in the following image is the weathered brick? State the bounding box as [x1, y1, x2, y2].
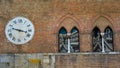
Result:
[0, 0, 120, 53]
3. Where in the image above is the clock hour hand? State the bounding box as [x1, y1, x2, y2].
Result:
[12, 28, 27, 33]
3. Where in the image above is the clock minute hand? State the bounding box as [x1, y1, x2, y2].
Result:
[12, 28, 19, 31]
[12, 28, 27, 33]
[17, 29, 27, 33]
[20, 30, 27, 33]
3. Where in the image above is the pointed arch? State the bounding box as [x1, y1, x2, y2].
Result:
[104, 26, 114, 52]
[104, 26, 113, 35]
[92, 15, 114, 27]
[91, 15, 114, 32]
[54, 14, 80, 34]
[59, 27, 67, 34]
[71, 27, 79, 33]
[92, 27, 101, 38]
[92, 26, 102, 52]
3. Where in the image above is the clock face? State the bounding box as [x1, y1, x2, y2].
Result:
[5, 16, 35, 45]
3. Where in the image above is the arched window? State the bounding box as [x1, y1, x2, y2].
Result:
[70, 27, 79, 52]
[58, 27, 67, 53]
[58, 27, 80, 53]
[104, 27, 113, 52]
[92, 27, 102, 52]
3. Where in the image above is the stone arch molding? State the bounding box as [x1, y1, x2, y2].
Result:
[92, 16, 114, 33]
[55, 14, 80, 34]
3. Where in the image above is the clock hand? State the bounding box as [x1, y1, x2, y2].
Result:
[18, 29, 27, 33]
[12, 28, 19, 31]
[12, 28, 27, 33]
[19, 30, 27, 33]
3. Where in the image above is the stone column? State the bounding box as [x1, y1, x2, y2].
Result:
[101, 33, 105, 53]
[67, 33, 71, 53]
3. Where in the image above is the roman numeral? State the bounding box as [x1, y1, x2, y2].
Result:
[27, 24, 30, 27]
[18, 19, 23, 23]
[8, 33, 12, 38]
[24, 38, 26, 41]
[8, 29, 11, 32]
[12, 37, 16, 41]
[28, 29, 32, 32]
[13, 20, 17, 24]
[24, 21, 26, 24]
[18, 39, 21, 42]
[9, 24, 13, 27]
[26, 33, 31, 37]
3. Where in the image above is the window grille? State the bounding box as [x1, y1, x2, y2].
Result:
[92, 26, 114, 52]
[92, 27, 102, 52]
[104, 27, 113, 52]
[58, 27, 80, 53]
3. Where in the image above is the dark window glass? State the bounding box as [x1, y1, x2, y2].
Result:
[70, 27, 79, 52]
[58, 27, 68, 53]
[92, 27, 102, 52]
[104, 27, 113, 52]
[58, 27, 80, 53]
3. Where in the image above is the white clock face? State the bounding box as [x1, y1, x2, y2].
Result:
[5, 17, 35, 45]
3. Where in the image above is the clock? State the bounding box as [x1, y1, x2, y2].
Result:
[5, 16, 35, 45]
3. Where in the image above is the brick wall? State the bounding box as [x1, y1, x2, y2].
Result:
[0, 53, 120, 68]
[0, 0, 120, 53]
[55, 53, 120, 68]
